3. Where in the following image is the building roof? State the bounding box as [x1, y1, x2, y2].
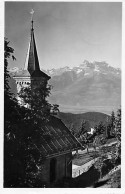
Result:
[31, 70, 50, 79]
[14, 19, 50, 80]
[14, 69, 50, 79]
[33, 116, 82, 159]
[26, 27, 40, 75]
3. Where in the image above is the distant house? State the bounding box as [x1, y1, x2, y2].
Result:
[13, 16, 82, 187]
[87, 128, 95, 135]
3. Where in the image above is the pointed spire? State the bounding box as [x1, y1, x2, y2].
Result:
[30, 9, 34, 31]
[23, 10, 50, 80]
[24, 9, 40, 75]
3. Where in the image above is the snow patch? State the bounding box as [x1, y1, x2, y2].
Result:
[76, 69, 83, 74]
[94, 65, 100, 72]
[84, 72, 90, 76]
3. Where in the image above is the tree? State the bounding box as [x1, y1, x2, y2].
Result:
[94, 108, 121, 179]
[94, 156, 106, 179]
[85, 133, 90, 154]
[4, 38, 18, 121]
[4, 38, 60, 187]
[77, 120, 88, 138]
[18, 82, 59, 124]
[16, 82, 60, 187]
[106, 111, 116, 138]
[93, 135, 108, 178]
[94, 121, 106, 135]
[110, 111, 116, 134]
[4, 38, 24, 187]
[115, 108, 121, 144]
[111, 108, 121, 164]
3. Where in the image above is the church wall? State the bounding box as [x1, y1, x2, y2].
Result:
[14, 77, 31, 93]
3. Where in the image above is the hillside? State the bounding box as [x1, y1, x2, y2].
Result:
[58, 112, 111, 132]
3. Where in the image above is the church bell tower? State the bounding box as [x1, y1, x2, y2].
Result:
[14, 10, 50, 93]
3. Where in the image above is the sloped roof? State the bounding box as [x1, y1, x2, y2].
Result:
[31, 70, 50, 79]
[14, 20, 50, 80]
[33, 116, 82, 158]
[14, 69, 50, 80]
[26, 28, 40, 75]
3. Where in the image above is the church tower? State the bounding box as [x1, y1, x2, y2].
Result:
[14, 11, 50, 93]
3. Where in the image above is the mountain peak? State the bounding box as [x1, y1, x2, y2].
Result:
[47, 60, 120, 77]
[9, 60, 121, 77]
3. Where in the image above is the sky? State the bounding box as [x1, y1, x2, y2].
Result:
[5, 2, 122, 70]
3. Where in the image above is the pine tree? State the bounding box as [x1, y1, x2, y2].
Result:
[4, 38, 24, 187]
[110, 108, 121, 166]
[18, 81, 59, 125]
[115, 108, 121, 143]
[114, 108, 121, 160]
[4, 39, 60, 187]
[94, 121, 106, 135]
[93, 135, 107, 178]
[107, 111, 116, 138]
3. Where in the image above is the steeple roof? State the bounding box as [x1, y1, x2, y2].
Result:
[14, 15, 50, 80]
[24, 20, 40, 75]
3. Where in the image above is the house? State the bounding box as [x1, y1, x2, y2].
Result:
[13, 15, 82, 187]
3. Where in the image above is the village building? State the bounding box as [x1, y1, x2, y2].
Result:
[13, 14, 82, 187]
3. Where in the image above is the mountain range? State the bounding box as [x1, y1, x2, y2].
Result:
[9, 60, 121, 114]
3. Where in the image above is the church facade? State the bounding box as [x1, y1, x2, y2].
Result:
[13, 16, 82, 187]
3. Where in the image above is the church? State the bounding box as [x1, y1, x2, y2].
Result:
[13, 14, 82, 187]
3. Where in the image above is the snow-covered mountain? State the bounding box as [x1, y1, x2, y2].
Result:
[47, 61, 121, 114]
[46, 60, 121, 78]
[9, 60, 121, 114]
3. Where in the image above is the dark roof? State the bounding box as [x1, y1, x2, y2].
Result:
[31, 70, 50, 79]
[14, 69, 50, 80]
[14, 20, 50, 80]
[34, 116, 82, 158]
[27, 29, 40, 75]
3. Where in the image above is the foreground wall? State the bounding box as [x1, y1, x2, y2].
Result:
[40, 152, 72, 187]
